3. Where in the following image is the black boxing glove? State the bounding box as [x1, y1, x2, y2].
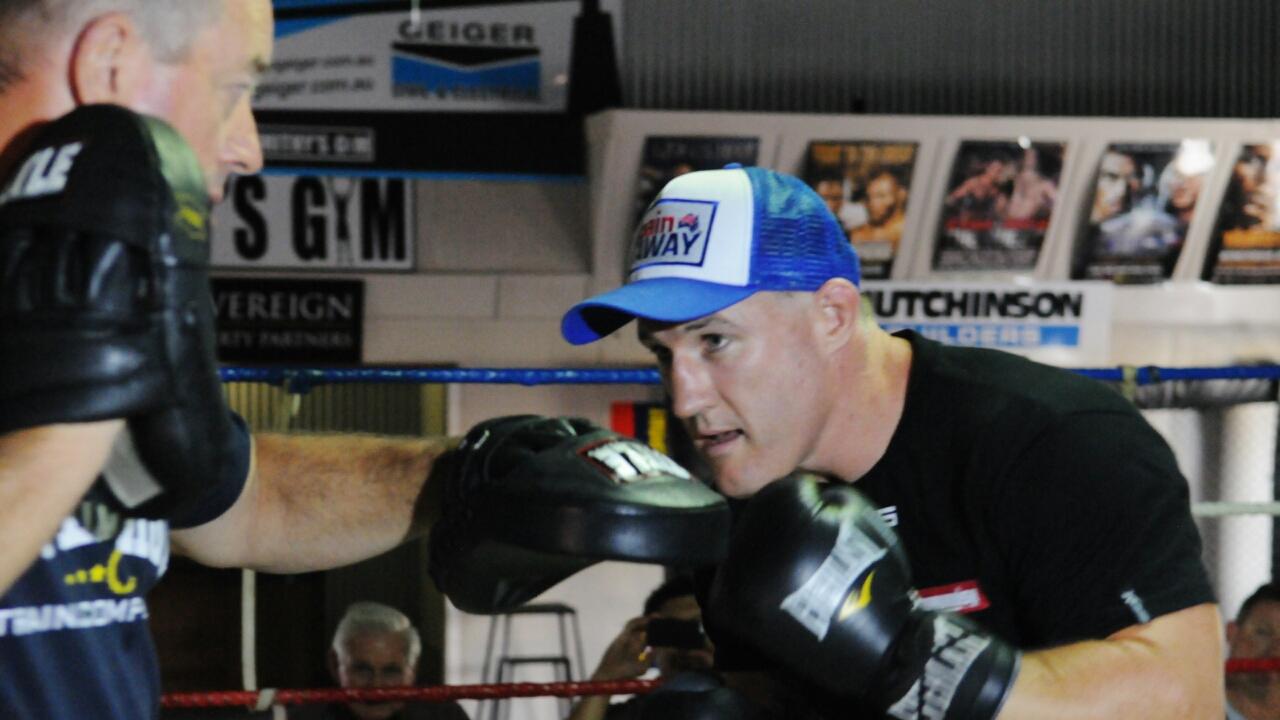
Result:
[628, 684, 766, 720]
[0, 105, 248, 520]
[428, 415, 729, 614]
[708, 473, 1019, 720]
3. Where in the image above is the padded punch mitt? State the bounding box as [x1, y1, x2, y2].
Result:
[428, 415, 730, 614]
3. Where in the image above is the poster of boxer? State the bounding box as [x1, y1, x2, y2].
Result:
[1072, 140, 1214, 283]
[803, 140, 919, 280]
[1203, 142, 1280, 284]
[933, 139, 1065, 272]
[633, 135, 760, 227]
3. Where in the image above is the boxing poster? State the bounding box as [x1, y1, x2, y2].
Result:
[1203, 143, 1280, 284]
[803, 140, 919, 280]
[633, 136, 760, 227]
[1072, 141, 1214, 283]
[933, 140, 1065, 272]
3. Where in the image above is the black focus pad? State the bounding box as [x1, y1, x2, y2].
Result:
[428, 415, 730, 614]
[0, 103, 211, 433]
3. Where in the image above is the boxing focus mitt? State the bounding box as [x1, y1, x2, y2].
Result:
[708, 473, 1019, 720]
[428, 415, 729, 614]
[0, 105, 249, 521]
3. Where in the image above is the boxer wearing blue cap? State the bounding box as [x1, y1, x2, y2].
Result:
[562, 166, 1222, 719]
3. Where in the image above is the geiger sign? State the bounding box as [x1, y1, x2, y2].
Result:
[212, 174, 414, 271]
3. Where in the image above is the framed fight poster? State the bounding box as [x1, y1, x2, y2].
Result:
[632, 135, 760, 227]
[1072, 140, 1214, 283]
[933, 139, 1065, 272]
[803, 140, 919, 280]
[1202, 142, 1280, 284]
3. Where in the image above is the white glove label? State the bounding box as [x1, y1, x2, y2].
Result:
[886, 615, 991, 720]
[780, 520, 887, 641]
[585, 440, 692, 483]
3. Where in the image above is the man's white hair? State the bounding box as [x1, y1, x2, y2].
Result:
[0, 0, 223, 89]
[332, 602, 423, 667]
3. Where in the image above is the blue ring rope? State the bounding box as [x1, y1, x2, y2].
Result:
[220, 365, 1280, 391]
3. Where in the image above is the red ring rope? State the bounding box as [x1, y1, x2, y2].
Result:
[1226, 657, 1280, 674]
[161, 679, 661, 709]
[163, 662, 1280, 709]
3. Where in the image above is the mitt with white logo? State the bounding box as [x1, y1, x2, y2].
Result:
[428, 415, 729, 614]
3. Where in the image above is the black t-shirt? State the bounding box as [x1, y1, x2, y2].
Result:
[698, 331, 1214, 688]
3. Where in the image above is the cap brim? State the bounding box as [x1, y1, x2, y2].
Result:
[561, 278, 757, 345]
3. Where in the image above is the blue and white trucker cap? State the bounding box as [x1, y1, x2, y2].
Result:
[561, 165, 861, 345]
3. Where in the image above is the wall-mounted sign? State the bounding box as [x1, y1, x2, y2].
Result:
[212, 277, 364, 365]
[862, 281, 1113, 365]
[261, 1, 583, 114]
[212, 174, 414, 272]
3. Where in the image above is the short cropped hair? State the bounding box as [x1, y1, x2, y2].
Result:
[0, 0, 223, 92]
[332, 602, 423, 667]
[643, 575, 697, 616]
[1237, 582, 1280, 625]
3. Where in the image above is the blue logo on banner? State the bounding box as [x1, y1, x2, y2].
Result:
[391, 45, 540, 101]
[882, 323, 1080, 348]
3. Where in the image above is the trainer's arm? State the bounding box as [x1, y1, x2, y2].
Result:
[171, 432, 454, 572]
[0, 421, 121, 594]
[998, 602, 1224, 719]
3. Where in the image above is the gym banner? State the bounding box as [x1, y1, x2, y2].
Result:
[262, 1, 581, 114]
[212, 278, 364, 365]
[862, 281, 1113, 364]
[211, 174, 415, 272]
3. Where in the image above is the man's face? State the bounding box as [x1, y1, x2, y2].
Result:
[1094, 152, 1138, 220]
[865, 175, 901, 226]
[816, 180, 843, 216]
[649, 595, 713, 677]
[1230, 601, 1280, 660]
[131, 0, 273, 202]
[639, 292, 832, 498]
[334, 631, 416, 720]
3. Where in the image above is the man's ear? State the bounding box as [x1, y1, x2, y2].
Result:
[327, 648, 341, 684]
[812, 278, 861, 350]
[1225, 620, 1239, 647]
[69, 12, 147, 105]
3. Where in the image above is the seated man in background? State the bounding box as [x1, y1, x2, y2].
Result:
[1227, 583, 1280, 720]
[292, 602, 468, 720]
[568, 576, 715, 720]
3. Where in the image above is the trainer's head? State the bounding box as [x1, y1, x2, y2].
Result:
[330, 602, 422, 720]
[562, 166, 865, 497]
[0, 0, 271, 202]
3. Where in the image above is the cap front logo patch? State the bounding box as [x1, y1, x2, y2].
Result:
[629, 198, 717, 273]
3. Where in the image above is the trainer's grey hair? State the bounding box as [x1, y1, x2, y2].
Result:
[332, 602, 423, 667]
[0, 0, 224, 92]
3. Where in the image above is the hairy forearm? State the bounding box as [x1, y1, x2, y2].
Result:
[0, 421, 121, 594]
[997, 604, 1224, 719]
[180, 432, 453, 573]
